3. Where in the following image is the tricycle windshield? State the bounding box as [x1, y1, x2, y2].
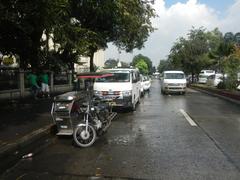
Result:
[96, 72, 130, 82]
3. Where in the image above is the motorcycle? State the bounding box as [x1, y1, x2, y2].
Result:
[51, 72, 117, 147]
[73, 95, 116, 147]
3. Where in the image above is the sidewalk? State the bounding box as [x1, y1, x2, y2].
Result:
[0, 98, 53, 145]
[0, 90, 88, 174]
[0, 97, 55, 174]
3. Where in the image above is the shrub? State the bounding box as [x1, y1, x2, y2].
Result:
[217, 81, 226, 89]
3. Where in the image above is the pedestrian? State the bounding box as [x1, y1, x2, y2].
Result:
[39, 70, 50, 98]
[27, 70, 40, 99]
[73, 73, 80, 91]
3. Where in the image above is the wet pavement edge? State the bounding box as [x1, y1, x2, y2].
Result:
[0, 124, 56, 175]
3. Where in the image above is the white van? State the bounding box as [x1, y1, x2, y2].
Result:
[161, 71, 187, 94]
[94, 68, 141, 110]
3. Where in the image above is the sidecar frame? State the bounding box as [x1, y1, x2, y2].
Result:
[51, 72, 117, 136]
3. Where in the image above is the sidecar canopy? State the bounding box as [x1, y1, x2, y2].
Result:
[77, 72, 113, 79]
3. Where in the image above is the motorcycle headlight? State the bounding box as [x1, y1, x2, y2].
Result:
[94, 90, 101, 96]
[67, 96, 74, 100]
[122, 90, 132, 96]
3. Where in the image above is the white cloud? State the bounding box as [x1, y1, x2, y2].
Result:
[220, 0, 240, 33]
[105, 0, 240, 66]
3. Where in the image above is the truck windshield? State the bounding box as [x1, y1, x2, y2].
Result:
[164, 73, 185, 79]
[96, 73, 130, 82]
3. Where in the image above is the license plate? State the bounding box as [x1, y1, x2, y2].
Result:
[110, 101, 116, 106]
[60, 125, 68, 129]
[103, 96, 115, 100]
[56, 117, 63, 121]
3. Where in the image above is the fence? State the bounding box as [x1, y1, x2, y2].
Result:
[0, 69, 74, 100]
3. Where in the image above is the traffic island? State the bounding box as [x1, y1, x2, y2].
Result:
[190, 84, 240, 105]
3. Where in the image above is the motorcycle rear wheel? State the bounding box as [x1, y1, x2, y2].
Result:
[73, 124, 96, 147]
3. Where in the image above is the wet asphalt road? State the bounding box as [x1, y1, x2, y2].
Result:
[2, 80, 240, 180]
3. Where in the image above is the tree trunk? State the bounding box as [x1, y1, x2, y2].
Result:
[191, 72, 194, 84]
[29, 28, 44, 69]
[89, 49, 95, 72]
[191, 64, 194, 83]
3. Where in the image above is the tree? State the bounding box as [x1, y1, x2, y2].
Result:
[234, 32, 240, 46]
[0, 0, 155, 71]
[169, 27, 214, 82]
[132, 54, 153, 74]
[152, 66, 156, 73]
[71, 0, 155, 71]
[104, 59, 118, 68]
[135, 59, 148, 74]
[0, 0, 70, 69]
[158, 59, 174, 73]
[222, 46, 240, 90]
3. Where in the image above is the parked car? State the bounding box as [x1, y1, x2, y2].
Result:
[200, 70, 215, 75]
[140, 74, 145, 96]
[206, 73, 223, 87]
[94, 68, 141, 110]
[161, 71, 187, 94]
[143, 76, 151, 91]
[198, 70, 215, 84]
[140, 75, 151, 96]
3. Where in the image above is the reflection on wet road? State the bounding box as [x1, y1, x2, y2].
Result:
[2, 80, 240, 180]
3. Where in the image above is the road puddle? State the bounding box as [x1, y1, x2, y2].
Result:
[108, 134, 136, 145]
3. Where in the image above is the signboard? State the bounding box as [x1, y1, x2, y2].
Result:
[3, 56, 14, 65]
[1, 55, 19, 68]
[224, 32, 234, 42]
[235, 32, 240, 45]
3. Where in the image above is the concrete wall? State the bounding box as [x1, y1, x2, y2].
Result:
[0, 71, 74, 100]
[74, 49, 105, 73]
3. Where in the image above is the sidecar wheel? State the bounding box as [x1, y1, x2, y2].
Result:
[73, 124, 96, 147]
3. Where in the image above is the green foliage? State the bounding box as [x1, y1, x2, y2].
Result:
[0, 0, 155, 71]
[222, 47, 240, 90]
[217, 81, 226, 89]
[157, 59, 174, 73]
[135, 59, 148, 75]
[0, 0, 69, 69]
[209, 32, 237, 75]
[70, 0, 155, 71]
[132, 54, 153, 74]
[169, 27, 219, 76]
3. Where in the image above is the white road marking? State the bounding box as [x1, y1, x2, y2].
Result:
[179, 109, 198, 127]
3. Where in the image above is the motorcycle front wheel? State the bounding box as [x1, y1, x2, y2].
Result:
[73, 124, 96, 147]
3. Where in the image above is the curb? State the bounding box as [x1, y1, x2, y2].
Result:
[0, 124, 56, 175]
[190, 86, 240, 105]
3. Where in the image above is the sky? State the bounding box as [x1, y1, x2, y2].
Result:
[104, 0, 240, 66]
